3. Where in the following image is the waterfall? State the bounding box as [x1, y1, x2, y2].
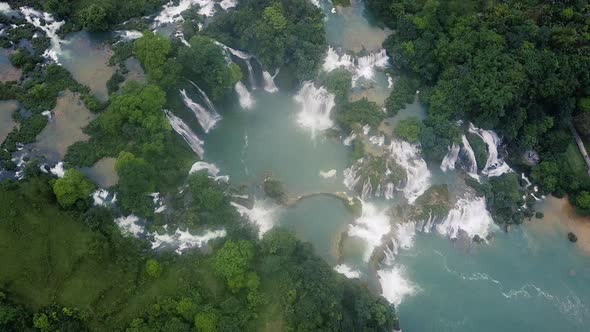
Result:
[343, 161, 362, 191]
[377, 266, 418, 306]
[179, 89, 221, 133]
[153, 0, 238, 26]
[0, 2, 11, 13]
[151, 228, 227, 254]
[323, 46, 353, 72]
[235, 82, 255, 109]
[334, 264, 361, 279]
[231, 200, 281, 238]
[20, 7, 67, 64]
[322, 46, 389, 84]
[188, 80, 219, 114]
[461, 135, 479, 178]
[354, 49, 389, 83]
[388, 139, 431, 204]
[468, 123, 513, 177]
[440, 143, 460, 172]
[262, 70, 279, 93]
[116, 30, 143, 41]
[347, 201, 391, 262]
[436, 197, 495, 240]
[214, 41, 258, 89]
[115, 215, 145, 237]
[164, 110, 204, 158]
[384, 183, 395, 200]
[294, 82, 335, 138]
[189, 161, 228, 182]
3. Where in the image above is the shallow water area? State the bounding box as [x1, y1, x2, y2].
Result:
[281, 195, 354, 265]
[80, 157, 119, 188]
[532, 196, 590, 255]
[0, 100, 18, 144]
[0, 49, 21, 82]
[59, 31, 114, 102]
[32, 91, 95, 161]
[205, 91, 351, 194]
[322, 0, 391, 52]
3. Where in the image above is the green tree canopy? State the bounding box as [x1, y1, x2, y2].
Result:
[52, 169, 95, 208]
[395, 117, 422, 143]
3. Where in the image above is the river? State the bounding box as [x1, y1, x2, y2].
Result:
[8, 0, 590, 330]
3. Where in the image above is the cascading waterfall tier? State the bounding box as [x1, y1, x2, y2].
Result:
[180, 88, 221, 133]
[436, 196, 495, 241]
[153, 0, 237, 26]
[262, 69, 279, 93]
[20, 7, 67, 64]
[343, 156, 406, 200]
[294, 82, 335, 138]
[235, 81, 255, 109]
[164, 110, 204, 158]
[388, 139, 431, 204]
[443, 123, 513, 179]
[468, 123, 513, 177]
[322, 46, 389, 85]
[347, 201, 391, 262]
[231, 200, 281, 238]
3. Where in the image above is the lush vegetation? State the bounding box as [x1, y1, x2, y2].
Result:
[336, 98, 386, 133]
[367, 0, 590, 211]
[204, 0, 327, 81]
[395, 117, 422, 143]
[0, 174, 399, 331]
[8, 0, 167, 32]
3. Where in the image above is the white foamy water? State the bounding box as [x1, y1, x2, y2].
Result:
[461, 135, 479, 178]
[322, 46, 389, 85]
[151, 228, 227, 254]
[180, 89, 220, 133]
[334, 264, 361, 279]
[440, 143, 460, 172]
[436, 197, 495, 240]
[0, 2, 11, 13]
[262, 70, 279, 93]
[388, 140, 431, 204]
[378, 266, 418, 306]
[231, 200, 281, 238]
[92, 189, 117, 206]
[320, 169, 337, 179]
[189, 80, 219, 115]
[116, 30, 143, 41]
[388, 222, 417, 259]
[115, 215, 144, 237]
[164, 110, 204, 158]
[468, 123, 513, 177]
[49, 162, 65, 178]
[294, 82, 335, 138]
[348, 201, 391, 262]
[235, 82, 255, 109]
[153, 0, 237, 26]
[189, 161, 229, 182]
[343, 132, 357, 146]
[20, 7, 66, 64]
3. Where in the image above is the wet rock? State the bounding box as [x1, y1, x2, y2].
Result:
[568, 232, 578, 243]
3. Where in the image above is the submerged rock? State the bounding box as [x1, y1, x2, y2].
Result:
[568, 232, 578, 243]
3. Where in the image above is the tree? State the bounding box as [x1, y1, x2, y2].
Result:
[178, 36, 236, 100]
[395, 117, 422, 143]
[115, 151, 156, 216]
[194, 311, 219, 332]
[99, 82, 168, 136]
[212, 240, 255, 292]
[324, 69, 352, 105]
[78, 4, 109, 31]
[336, 98, 385, 132]
[134, 31, 175, 86]
[145, 259, 161, 278]
[576, 191, 590, 210]
[52, 169, 95, 208]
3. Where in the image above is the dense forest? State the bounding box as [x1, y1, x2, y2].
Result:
[367, 0, 590, 214]
[0, 1, 400, 331]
